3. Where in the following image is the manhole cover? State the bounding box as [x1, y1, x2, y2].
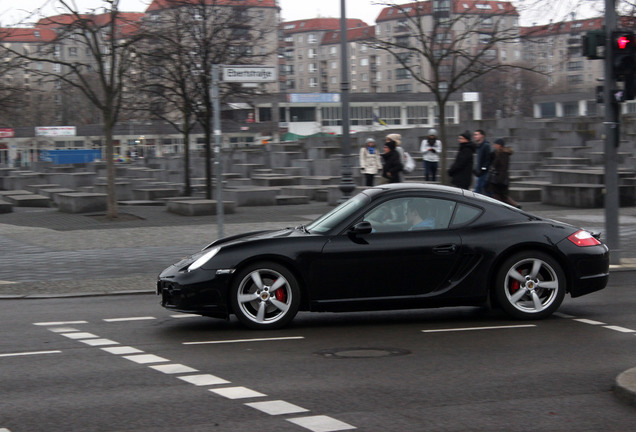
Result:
[315, 347, 410, 359]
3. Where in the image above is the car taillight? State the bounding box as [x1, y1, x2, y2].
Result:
[568, 230, 601, 247]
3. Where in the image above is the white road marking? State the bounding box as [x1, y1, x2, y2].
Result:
[604, 325, 635, 333]
[170, 314, 200, 319]
[0, 428, 13, 431]
[48, 327, 81, 333]
[177, 374, 230, 386]
[246, 400, 309, 415]
[149, 364, 198, 374]
[209, 386, 266, 400]
[103, 317, 156, 322]
[35, 321, 356, 429]
[422, 324, 536, 333]
[573, 318, 606, 325]
[553, 312, 575, 319]
[61, 332, 99, 339]
[101, 346, 144, 355]
[287, 415, 356, 431]
[184, 336, 305, 345]
[122, 354, 169, 364]
[0, 350, 61, 358]
[79, 338, 119, 347]
[34, 321, 88, 326]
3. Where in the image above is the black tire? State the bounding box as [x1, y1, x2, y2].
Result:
[495, 251, 566, 320]
[230, 261, 300, 329]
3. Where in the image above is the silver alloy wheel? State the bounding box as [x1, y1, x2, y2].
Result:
[503, 257, 560, 314]
[234, 266, 296, 327]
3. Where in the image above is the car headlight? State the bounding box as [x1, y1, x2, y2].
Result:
[187, 247, 221, 272]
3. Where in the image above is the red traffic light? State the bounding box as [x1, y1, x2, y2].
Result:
[618, 36, 632, 49]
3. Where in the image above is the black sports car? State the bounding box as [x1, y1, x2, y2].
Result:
[157, 184, 609, 329]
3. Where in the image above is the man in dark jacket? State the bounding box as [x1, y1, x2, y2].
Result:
[381, 138, 403, 183]
[448, 131, 476, 189]
[473, 129, 491, 194]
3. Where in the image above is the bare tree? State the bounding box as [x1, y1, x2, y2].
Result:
[0, 28, 35, 125]
[371, 1, 540, 185]
[0, 0, 145, 218]
[135, 0, 278, 199]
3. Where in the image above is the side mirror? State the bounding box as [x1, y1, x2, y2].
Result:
[349, 221, 373, 236]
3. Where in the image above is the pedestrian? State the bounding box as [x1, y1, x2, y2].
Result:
[473, 129, 491, 194]
[386, 133, 407, 181]
[447, 130, 476, 190]
[359, 137, 383, 187]
[420, 128, 442, 182]
[380, 136, 403, 184]
[487, 138, 521, 208]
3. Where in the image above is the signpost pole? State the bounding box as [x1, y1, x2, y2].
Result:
[212, 64, 224, 238]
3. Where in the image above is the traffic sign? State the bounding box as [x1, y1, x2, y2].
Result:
[222, 65, 277, 82]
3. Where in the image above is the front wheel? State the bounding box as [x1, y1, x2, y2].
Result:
[495, 251, 566, 320]
[230, 262, 300, 329]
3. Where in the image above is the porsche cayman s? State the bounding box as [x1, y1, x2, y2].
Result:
[157, 184, 609, 329]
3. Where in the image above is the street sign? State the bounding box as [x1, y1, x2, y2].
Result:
[222, 65, 277, 82]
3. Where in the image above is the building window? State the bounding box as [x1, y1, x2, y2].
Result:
[407, 106, 429, 124]
[309, 77, 318, 87]
[379, 106, 401, 125]
[396, 68, 411, 79]
[321, 107, 342, 126]
[290, 107, 316, 122]
[396, 83, 412, 92]
[350, 106, 373, 125]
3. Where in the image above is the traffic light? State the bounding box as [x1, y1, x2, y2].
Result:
[582, 29, 605, 59]
[612, 30, 636, 80]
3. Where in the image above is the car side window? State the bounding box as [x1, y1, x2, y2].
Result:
[363, 197, 456, 233]
[450, 203, 482, 227]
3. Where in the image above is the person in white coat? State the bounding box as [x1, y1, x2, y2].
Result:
[359, 137, 383, 186]
[420, 128, 442, 182]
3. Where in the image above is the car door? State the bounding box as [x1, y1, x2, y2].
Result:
[310, 196, 462, 302]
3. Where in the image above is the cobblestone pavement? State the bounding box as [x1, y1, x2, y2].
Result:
[1, 201, 635, 298]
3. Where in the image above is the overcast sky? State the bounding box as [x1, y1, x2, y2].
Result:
[1, 0, 599, 28]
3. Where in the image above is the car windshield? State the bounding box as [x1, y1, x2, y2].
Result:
[306, 192, 370, 233]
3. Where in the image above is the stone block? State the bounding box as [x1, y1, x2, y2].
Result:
[4, 194, 51, 207]
[132, 188, 181, 201]
[0, 200, 13, 213]
[224, 187, 278, 206]
[276, 195, 310, 205]
[38, 188, 76, 206]
[57, 193, 107, 213]
[167, 199, 236, 216]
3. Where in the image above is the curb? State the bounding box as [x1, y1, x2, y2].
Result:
[615, 367, 636, 407]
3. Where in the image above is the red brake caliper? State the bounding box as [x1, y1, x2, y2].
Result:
[274, 280, 287, 302]
[510, 268, 522, 293]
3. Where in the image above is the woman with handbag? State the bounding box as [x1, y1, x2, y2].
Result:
[487, 138, 521, 208]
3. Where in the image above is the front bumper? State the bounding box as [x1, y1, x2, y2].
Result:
[157, 266, 233, 319]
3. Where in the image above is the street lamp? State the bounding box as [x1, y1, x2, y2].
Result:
[338, 0, 355, 202]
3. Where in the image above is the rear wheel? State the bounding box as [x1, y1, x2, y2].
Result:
[495, 251, 565, 319]
[230, 262, 300, 329]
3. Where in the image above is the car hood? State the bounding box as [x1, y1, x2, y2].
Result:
[167, 227, 312, 271]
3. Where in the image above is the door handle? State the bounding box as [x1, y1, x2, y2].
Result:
[433, 244, 457, 254]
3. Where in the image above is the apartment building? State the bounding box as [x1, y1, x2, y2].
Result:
[282, 18, 368, 93]
[282, 1, 522, 96]
[522, 17, 606, 93]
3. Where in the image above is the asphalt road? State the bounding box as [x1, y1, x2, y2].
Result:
[1, 271, 635, 432]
